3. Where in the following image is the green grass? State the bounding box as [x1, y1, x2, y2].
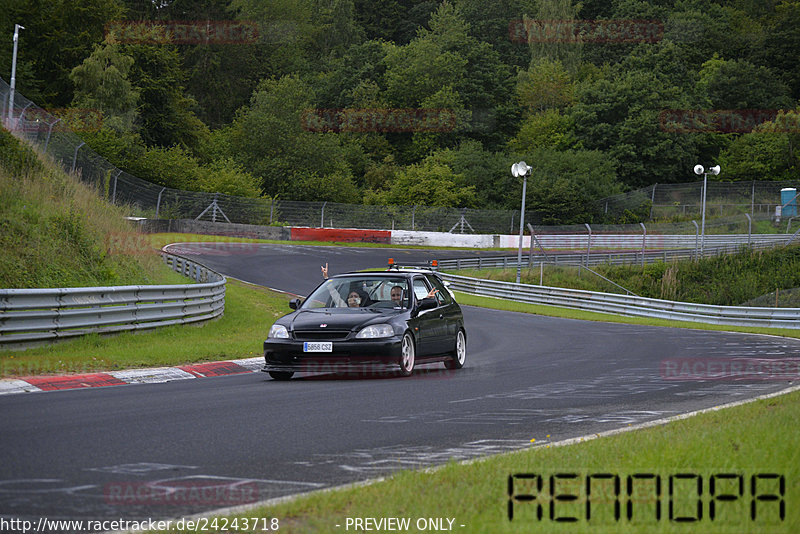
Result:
[0, 128, 179, 288]
[451, 245, 800, 306]
[152, 388, 799, 533]
[0, 279, 292, 377]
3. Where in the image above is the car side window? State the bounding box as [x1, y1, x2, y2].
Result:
[412, 278, 431, 302]
[427, 275, 451, 305]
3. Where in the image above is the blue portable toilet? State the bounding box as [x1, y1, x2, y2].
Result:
[781, 188, 797, 217]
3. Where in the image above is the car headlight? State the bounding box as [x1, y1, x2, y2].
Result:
[269, 324, 289, 339]
[356, 324, 394, 339]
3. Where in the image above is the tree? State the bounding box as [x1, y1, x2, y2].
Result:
[228, 75, 358, 199]
[70, 42, 139, 133]
[453, 0, 537, 69]
[508, 108, 578, 152]
[196, 158, 263, 197]
[426, 139, 510, 208]
[719, 110, 800, 181]
[515, 59, 575, 113]
[382, 1, 513, 159]
[120, 44, 210, 152]
[365, 157, 477, 207]
[759, 1, 800, 100]
[0, 0, 124, 107]
[571, 68, 700, 187]
[696, 55, 793, 109]
[315, 40, 391, 108]
[526, 0, 582, 74]
[516, 148, 622, 224]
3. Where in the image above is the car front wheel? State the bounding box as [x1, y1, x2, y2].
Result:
[269, 371, 294, 380]
[399, 332, 416, 377]
[445, 329, 466, 370]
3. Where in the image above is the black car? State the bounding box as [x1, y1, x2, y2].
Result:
[262, 269, 466, 380]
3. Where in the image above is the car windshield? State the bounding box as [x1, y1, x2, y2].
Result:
[302, 277, 410, 310]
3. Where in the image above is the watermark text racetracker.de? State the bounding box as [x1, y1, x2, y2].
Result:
[509, 19, 664, 44]
[301, 108, 457, 133]
[659, 109, 800, 133]
[660, 358, 800, 381]
[1, 516, 279, 533]
[106, 233, 262, 256]
[105, 20, 260, 45]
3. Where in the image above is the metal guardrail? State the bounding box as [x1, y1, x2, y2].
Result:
[0, 252, 225, 347]
[437, 238, 788, 270]
[440, 273, 800, 329]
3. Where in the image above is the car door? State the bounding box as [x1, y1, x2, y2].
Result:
[412, 276, 448, 355]
[426, 274, 461, 348]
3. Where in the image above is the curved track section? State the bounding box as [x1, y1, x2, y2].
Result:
[1, 243, 797, 524]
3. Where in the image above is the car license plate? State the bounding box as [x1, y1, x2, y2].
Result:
[303, 342, 333, 353]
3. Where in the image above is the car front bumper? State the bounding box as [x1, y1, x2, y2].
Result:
[262, 337, 404, 374]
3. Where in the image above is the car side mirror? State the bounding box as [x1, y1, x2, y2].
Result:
[289, 298, 302, 310]
[417, 297, 438, 311]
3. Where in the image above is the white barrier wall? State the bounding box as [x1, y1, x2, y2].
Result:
[390, 230, 498, 248]
[392, 230, 788, 249]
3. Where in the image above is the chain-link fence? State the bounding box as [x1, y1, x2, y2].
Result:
[596, 180, 799, 221]
[2, 76, 798, 235]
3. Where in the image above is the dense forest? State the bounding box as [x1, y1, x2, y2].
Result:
[2, 0, 799, 224]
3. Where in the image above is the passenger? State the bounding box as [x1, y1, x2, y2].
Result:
[346, 290, 365, 307]
[321, 264, 368, 307]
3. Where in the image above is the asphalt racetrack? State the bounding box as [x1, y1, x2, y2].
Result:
[1, 243, 798, 524]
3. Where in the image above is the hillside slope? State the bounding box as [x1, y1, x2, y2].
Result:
[0, 128, 181, 288]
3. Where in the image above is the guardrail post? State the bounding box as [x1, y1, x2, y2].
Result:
[745, 213, 752, 248]
[585, 223, 592, 267]
[640, 222, 646, 267]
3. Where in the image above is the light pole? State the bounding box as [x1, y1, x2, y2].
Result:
[694, 164, 720, 255]
[511, 161, 532, 284]
[8, 24, 25, 127]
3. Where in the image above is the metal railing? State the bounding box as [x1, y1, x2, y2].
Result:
[437, 237, 790, 271]
[440, 273, 800, 329]
[0, 252, 225, 348]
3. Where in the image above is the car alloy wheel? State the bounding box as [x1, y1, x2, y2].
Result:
[269, 371, 294, 381]
[445, 329, 466, 370]
[399, 332, 416, 377]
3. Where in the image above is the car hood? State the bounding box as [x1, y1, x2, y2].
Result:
[287, 308, 401, 331]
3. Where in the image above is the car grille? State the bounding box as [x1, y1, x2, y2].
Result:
[293, 330, 350, 340]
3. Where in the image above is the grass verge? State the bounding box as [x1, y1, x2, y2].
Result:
[154, 388, 799, 533]
[0, 279, 291, 377]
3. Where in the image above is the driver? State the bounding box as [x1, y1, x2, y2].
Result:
[391, 285, 405, 307]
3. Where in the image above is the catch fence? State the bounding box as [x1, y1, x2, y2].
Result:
[2, 77, 798, 235]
